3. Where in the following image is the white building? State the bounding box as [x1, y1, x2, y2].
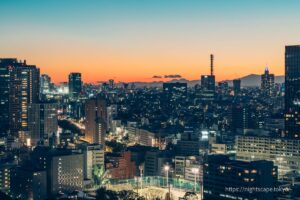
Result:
[236, 135, 300, 179]
[79, 143, 105, 180]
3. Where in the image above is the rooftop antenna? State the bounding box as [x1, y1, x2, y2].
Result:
[210, 54, 214, 76]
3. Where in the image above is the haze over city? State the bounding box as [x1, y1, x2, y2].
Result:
[1, 0, 300, 83]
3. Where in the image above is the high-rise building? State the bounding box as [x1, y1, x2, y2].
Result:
[284, 45, 300, 138]
[0, 58, 16, 134]
[28, 103, 58, 146]
[203, 155, 277, 200]
[231, 103, 249, 131]
[261, 67, 275, 97]
[233, 79, 241, 96]
[85, 98, 107, 145]
[40, 74, 52, 94]
[231, 103, 258, 132]
[11, 165, 47, 200]
[68, 72, 82, 98]
[106, 105, 118, 131]
[200, 54, 215, 100]
[9, 61, 40, 139]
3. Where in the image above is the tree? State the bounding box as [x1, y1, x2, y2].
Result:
[0, 191, 13, 200]
[96, 187, 118, 200]
[93, 164, 108, 186]
[183, 191, 198, 200]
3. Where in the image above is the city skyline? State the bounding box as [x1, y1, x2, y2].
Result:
[1, 0, 300, 83]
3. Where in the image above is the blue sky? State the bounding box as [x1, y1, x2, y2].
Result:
[1, 0, 300, 82]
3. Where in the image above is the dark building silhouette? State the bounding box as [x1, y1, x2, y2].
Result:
[68, 72, 82, 98]
[203, 155, 277, 200]
[231, 103, 257, 131]
[177, 126, 200, 156]
[233, 79, 241, 96]
[284, 45, 300, 138]
[28, 102, 58, 146]
[200, 54, 215, 100]
[85, 98, 107, 145]
[11, 163, 47, 200]
[261, 67, 274, 97]
[7, 60, 40, 140]
[0, 59, 16, 134]
[163, 82, 187, 101]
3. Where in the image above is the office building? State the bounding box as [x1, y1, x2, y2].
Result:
[68, 72, 82, 98]
[0, 58, 15, 134]
[231, 103, 257, 131]
[78, 143, 105, 180]
[236, 135, 300, 179]
[177, 126, 200, 156]
[261, 67, 274, 97]
[106, 105, 118, 132]
[28, 103, 58, 146]
[203, 155, 277, 200]
[40, 74, 52, 94]
[47, 152, 84, 196]
[144, 149, 172, 176]
[9, 61, 40, 139]
[0, 59, 40, 137]
[11, 165, 47, 200]
[85, 98, 107, 145]
[284, 45, 300, 138]
[233, 79, 241, 96]
[174, 156, 203, 183]
[200, 55, 216, 101]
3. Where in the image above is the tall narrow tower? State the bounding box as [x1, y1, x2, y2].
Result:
[200, 54, 216, 101]
[210, 54, 214, 76]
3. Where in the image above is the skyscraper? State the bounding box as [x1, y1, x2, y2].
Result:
[68, 72, 82, 98]
[85, 98, 107, 145]
[200, 54, 215, 100]
[8, 60, 40, 139]
[285, 45, 300, 138]
[233, 79, 241, 96]
[261, 67, 274, 97]
[0, 59, 16, 134]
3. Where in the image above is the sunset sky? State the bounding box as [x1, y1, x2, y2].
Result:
[1, 0, 300, 83]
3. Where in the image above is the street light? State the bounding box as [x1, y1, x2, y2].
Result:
[139, 164, 144, 190]
[164, 165, 170, 200]
[134, 176, 139, 196]
[192, 168, 200, 192]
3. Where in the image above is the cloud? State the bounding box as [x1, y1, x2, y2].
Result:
[164, 74, 182, 78]
[152, 75, 163, 78]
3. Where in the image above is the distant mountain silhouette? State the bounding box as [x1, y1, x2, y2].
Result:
[224, 74, 284, 87]
[124, 74, 284, 88]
